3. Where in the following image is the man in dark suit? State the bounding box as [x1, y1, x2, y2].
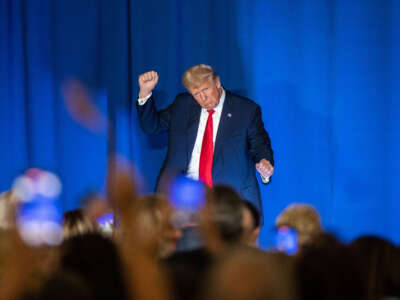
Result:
[136, 64, 274, 221]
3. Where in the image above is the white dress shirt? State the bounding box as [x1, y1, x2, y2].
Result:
[186, 89, 225, 180]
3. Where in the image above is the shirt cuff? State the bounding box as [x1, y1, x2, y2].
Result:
[137, 93, 152, 105]
[260, 174, 270, 184]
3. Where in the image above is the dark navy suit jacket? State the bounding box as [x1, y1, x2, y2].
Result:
[136, 90, 273, 220]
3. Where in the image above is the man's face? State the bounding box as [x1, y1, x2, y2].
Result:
[189, 77, 222, 110]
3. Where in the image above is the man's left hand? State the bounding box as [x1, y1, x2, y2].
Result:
[255, 159, 274, 178]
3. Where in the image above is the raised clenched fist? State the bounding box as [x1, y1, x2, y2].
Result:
[138, 71, 159, 98]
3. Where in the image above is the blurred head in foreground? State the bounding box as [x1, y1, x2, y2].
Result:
[205, 247, 297, 300]
[135, 194, 182, 258]
[59, 232, 128, 300]
[63, 209, 98, 240]
[296, 239, 365, 300]
[349, 235, 400, 298]
[20, 271, 94, 300]
[275, 203, 322, 252]
[202, 185, 244, 247]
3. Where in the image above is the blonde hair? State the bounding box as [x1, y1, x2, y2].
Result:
[182, 64, 219, 90]
[135, 194, 166, 236]
[275, 203, 322, 248]
[134, 194, 177, 258]
[63, 209, 97, 239]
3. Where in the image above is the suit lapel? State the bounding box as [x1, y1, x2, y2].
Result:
[213, 92, 235, 162]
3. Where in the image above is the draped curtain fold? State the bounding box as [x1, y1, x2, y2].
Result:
[1, 0, 399, 246]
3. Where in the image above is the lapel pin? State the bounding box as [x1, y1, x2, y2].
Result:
[227, 113, 232, 118]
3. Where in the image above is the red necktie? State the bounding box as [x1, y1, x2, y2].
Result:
[199, 109, 215, 187]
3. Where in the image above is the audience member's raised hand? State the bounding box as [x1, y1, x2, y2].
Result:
[107, 157, 171, 300]
[0, 228, 39, 300]
[61, 78, 107, 132]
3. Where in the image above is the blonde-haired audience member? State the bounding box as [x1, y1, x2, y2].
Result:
[135, 194, 182, 258]
[275, 203, 322, 252]
[63, 209, 98, 239]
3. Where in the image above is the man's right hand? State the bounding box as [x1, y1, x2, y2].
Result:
[138, 71, 159, 98]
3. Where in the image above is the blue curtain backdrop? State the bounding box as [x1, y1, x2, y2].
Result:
[1, 0, 399, 247]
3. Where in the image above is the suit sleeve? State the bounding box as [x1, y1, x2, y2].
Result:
[136, 95, 172, 135]
[247, 105, 274, 166]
